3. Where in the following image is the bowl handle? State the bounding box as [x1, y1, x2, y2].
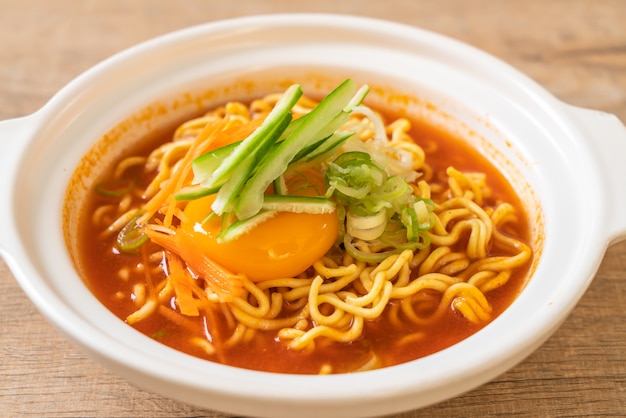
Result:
[565, 105, 626, 244]
[0, 115, 38, 253]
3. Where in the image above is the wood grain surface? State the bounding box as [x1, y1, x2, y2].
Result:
[1, 1, 625, 416]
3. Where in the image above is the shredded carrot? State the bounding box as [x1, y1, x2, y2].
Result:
[146, 227, 244, 302]
[161, 254, 227, 362]
[162, 121, 229, 226]
[136, 120, 222, 225]
[202, 117, 264, 152]
[167, 254, 200, 316]
[137, 116, 265, 227]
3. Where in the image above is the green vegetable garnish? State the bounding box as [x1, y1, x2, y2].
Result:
[324, 150, 435, 261]
[95, 178, 135, 197]
[116, 212, 149, 253]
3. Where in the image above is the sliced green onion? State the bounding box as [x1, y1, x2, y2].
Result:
[326, 149, 435, 244]
[401, 207, 419, 241]
[343, 233, 404, 263]
[371, 176, 413, 205]
[95, 178, 135, 197]
[325, 151, 387, 202]
[151, 329, 169, 339]
[116, 213, 148, 253]
[327, 179, 372, 201]
[346, 209, 388, 240]
[330, 150, 375, 168]
[414, 199, 435, 230]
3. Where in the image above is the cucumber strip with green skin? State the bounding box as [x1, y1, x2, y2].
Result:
[272, 175, 288, 195]
[302, 131, 354, 163]
[261, 195, 336, 214]
[280, 86, 367, 164]
[191, 113, 307, 186]
[290, 84, 368, 152]
[188, 80, 366, 203]
[178, 112, 293, 202]
[217, 196, 336, 243]
[284, 132, 354, 177]
[291, 135, 328, 163]
[234, 79, 359, 220]
[177, 114, 307, 202]
[343, 85, 370, 112]
[202, 84, 303, 189]
[211, 112, 293, 214]
[289, 127, 351, 164]
[277, 112, 308, 141]
[191, 141, 240, 185]
[210, 152, 257, 214]
[217, 210, 278, 243]
[174, 183, 220, 201]
[293, 84, 368, 152]
[274, 84, 365, 145]
[305, 110, 351, 147]
[181, 127, 351, 202]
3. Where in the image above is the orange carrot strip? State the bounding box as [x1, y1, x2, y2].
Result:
[201, 117, 264, 153]
[137, 119, 225, 226]
[145, 227, 244, 302]
[163, 120, 229, 227]
[175, 228, 245, 301]
[162, 253, 226, 362]
[167, 254, 200, 316]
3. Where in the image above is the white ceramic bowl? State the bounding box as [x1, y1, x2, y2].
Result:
[1, 14, 626, 418]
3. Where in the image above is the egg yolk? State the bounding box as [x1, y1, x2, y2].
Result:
[179, 171, 338, 282]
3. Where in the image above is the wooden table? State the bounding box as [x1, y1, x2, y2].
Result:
[1, 0, 625, 416]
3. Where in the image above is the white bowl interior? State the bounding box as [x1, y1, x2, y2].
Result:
[4, 14, 609, 418]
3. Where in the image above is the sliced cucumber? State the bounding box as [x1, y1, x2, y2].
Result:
[174, 183, 220, 201]
[217, 195, 336, 243]
[191, 140, 241, 185]
[203, 84, 303, 189]
[272, 175, 288, 195]
[211, 112, 292, 215]
[234, 79, 359, 220]
[217, 210, 278, 243]
[261, 195, 335, 214]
